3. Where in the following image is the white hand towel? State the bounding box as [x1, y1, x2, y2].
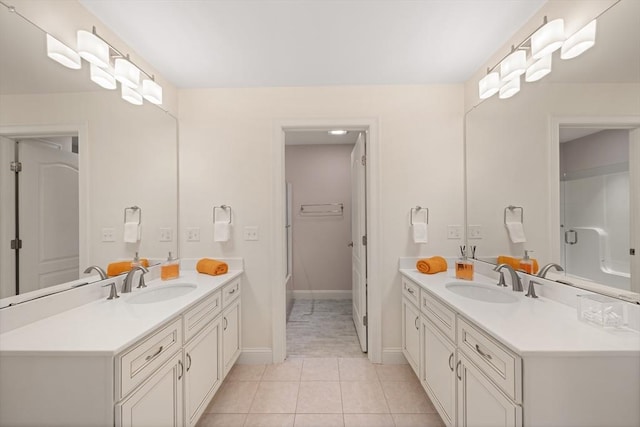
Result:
[505, 221, 526, 243]
[214, 222, 230, 242]
[412, 223, 428, 244]
[124, 222, 140, 243]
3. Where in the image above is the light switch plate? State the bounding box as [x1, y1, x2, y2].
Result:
[159, 228, 173, 242]
[186, 227, 200, 242]
[468, 225, 483, 239]
[102, 228, 115, 242]
[447, 225, 462, 240]
[244, 226, 259, 241]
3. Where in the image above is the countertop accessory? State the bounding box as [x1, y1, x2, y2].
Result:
[299, 202, 344, 216]
[577, 294, 627, 327]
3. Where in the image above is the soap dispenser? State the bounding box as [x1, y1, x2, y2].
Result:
[519, 250, 535, 274]
[161, 252, 180, 280]
[455, 247, 474, 281]
[131, 252, 141, 269]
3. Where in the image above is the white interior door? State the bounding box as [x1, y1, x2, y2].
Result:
[0, 136, 16, 298]
[18, 139, 79, 293]
[351, 132, 367, 352]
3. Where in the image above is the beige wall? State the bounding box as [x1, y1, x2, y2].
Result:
[178, 85, 465, 355]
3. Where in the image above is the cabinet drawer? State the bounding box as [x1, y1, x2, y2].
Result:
[184, 290, 222, 343]
[222, 279, 241, 306]
[421, 290, 456, 343]
[402, 277, 420, 307]
[457, 317, 521, 403]
[117, 317, 183, 399]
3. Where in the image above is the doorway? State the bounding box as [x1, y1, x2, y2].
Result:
[284, 129, 367, 357]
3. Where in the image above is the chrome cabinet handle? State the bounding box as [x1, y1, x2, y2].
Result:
[223, 317, 228, 331]
[407, 288, 415, 295]
[186, 353, 192, 372]
[414, 316, 419, 330]
[178, 360, 184, 380]
[565, 229, 578, 245]
[475, 344, 492, 360]
[145, 346, 164, 362]
[229, 288, 236, 295]
[456, 361, 462, 380]
[448, 353, 454, 371]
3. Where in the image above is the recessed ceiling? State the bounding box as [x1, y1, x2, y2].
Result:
[78, 0, 545, 89]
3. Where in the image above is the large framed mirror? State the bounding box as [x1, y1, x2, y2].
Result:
[465, 0, 639, 301]
[0, 4, 178, 301]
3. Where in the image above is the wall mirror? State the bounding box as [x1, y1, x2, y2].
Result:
[465, 0, 639, 301]
[0, 5, 178, 301]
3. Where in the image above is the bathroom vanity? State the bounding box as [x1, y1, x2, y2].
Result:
[0, 266, 242, 427]
[400, 260, 640, 427]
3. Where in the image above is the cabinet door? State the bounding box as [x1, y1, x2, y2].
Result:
[402, 297, 420, 376]
[185, 317, 222, 427]
[116, 352, 184, 427]
[222, 298, 241, 376]
[456, 353, 521, 427]
[422, 317, 456, 426]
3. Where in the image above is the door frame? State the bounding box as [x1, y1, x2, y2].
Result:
[271, 118, 381, 363]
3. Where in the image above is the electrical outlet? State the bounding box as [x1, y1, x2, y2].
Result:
[102, 227, 115, 242]
[468, 225, 483, 239]
[159, 228, 173, 242]
[447, 225, 462, 239]
[186, 227, 200, 242]
[244, 226, 259, 241]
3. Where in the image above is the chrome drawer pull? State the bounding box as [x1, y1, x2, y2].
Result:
[407, 288, 415, 295]
[414, 316, 419, 330]
[178, 360, 184, 380]
[475, 344, 492, 360]
[456, 361, 462, 380]
[186, 353, 192, 372]
[448, 353, 454, 371]
[145, 346, 164, 361]
[223, 317, 228, 331]
[229, 288, 236, 294]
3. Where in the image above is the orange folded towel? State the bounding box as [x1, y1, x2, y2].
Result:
[107, 258, 150, 277]
[416, 256, 448, 274]
[196, 258, 229, 276]
[497, 256, 539, 274]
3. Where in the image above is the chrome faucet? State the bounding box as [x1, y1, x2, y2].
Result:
[494, 264, 523, 292]
[122, 266, 149, 293]
[84, 265, 107, 280]
[537, 263, 564, 278]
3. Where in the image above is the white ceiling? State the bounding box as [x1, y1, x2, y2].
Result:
[285, 130, 360, 146]
[78, 0, 545, 89]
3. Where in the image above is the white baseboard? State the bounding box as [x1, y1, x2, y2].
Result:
[237, 348, 273, 364]
[292, 290, 352, 300]
[382, 347, 408, 365]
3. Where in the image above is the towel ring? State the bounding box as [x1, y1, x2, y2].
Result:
[504, 205, 523, 225]
[410, 206, 429, 225]
[213, 205, 232, 224]
[124, 206, 141, 224]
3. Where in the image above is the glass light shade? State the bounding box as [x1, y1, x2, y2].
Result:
[46, 34, 81, 69]
[561, 20, 597, 60]
[122, 85, 143, 105]
[114, 58, 140, 88]
[525, 55, 552, 82]
[77, 30, 110, 68]
[479, 72, 500, 99]
[142, 79, 163, 105]
[90, 63, 116, 90]
[499, 77, 520, 99]
[531, 18, 565, 59]
[500, 50, 526, 81]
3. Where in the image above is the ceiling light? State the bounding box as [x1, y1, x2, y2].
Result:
[114, 58, 140, 88]
[525, 55, 552, 82]
[499, 78, 520, 99]
[561, 20, 597, 60]
[329, 130, 348, 136]
[77, 30, 109, 68]
[122, 85, 143, 106]
[142, 79, 163, 105]
[46, 34, 81, 69]
[479, 71, 500, 99]
[90, 63, 116, 90]
[531, 18, 565, 59]
[500, 50, 526, 81]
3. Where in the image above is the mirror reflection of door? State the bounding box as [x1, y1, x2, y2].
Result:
[0, 135, 79, 298]
[559, 128, 631, 290]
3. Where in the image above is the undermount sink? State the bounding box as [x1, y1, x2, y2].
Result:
[126, 283, 197, 304]
[445, 282, 519, 304]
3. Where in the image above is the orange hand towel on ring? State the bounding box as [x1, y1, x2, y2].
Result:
[416, 256, 448, 274]
[196, 258, 229, 276]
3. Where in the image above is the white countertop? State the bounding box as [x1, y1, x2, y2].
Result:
[400, 268, 640, 357]
[0, 270, 242, 356]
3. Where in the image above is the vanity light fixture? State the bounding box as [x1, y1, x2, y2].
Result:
[479, 71, 500, 99]
[77, 29, 110, 69]
[90, 63, 116, 89]
[525, 54, 552, 82]
[329, 130, 348, 136]
[121, 85, 143, 106]
[142, 78, 163, 105]
[500, 49, 527, 81]
[531, 18, 565, 59]
[46, 34, 81, 70]
[114, 56, 141, 89]
[499, 77, 520, 99]
[561, 20, 597, 59]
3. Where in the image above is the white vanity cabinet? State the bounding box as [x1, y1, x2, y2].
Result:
[221, 278, 242, 376]
[401, 278, 421, 376]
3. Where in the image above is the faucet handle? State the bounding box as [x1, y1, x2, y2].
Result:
[525, 279, 541, 299]
[102, 282, 119, 300]
[497, 271, 507, 287]
[137, 272, 148, 289]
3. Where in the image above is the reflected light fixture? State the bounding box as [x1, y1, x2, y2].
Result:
[114, 57, 141, 88]
[525, 55, 552, 82]
[479, 71, 500, 99]
[499, 78, 520, 99]
[122, 85, 143, 105]
[46, 34, 81, 69]
[77, 29, 109, 68]
[531, 18, 565, 59]
[561, 20, 597, 59]
[142, 79, 163, 105]
[90, 63, 116, 90]
[500, 49, 526, 81]
[329, 130, 348, 136]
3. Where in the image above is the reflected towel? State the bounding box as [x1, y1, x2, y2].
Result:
[412, 223, 428, 244]
[497, 256, 539, 274]
[214, 222, 230, 242]
[124, 222, 140, 243]
[417, 256, 448, 274]
[107, 258, 149, 277]
[196, 258, 229, 276]
[505, 221, 526, 243]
